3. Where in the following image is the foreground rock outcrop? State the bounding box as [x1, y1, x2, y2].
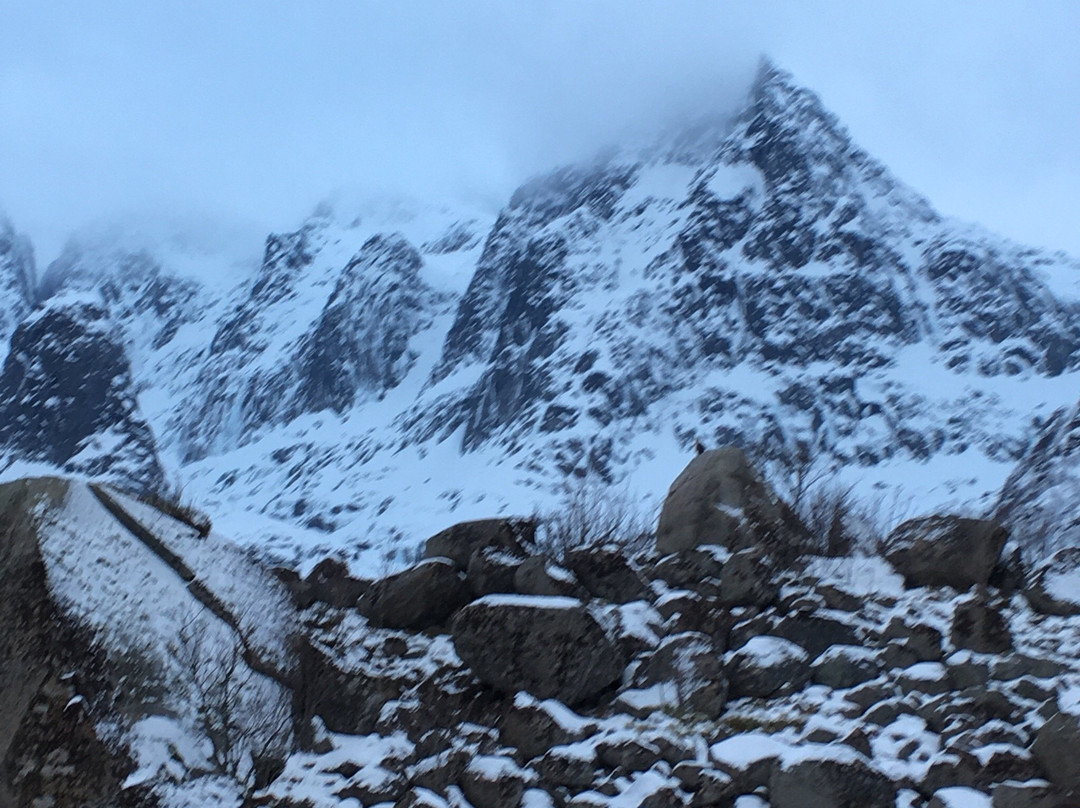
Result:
[8, 443, 1080, 808]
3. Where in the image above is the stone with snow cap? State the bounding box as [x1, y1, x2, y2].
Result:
[500, 692, 597, 760]
[452, 594, 625, 705]
[460, 754, 533, 808]
[424, 517, 535, 570]
[656, 445, 807, 560]
[726, 635, 810, 699]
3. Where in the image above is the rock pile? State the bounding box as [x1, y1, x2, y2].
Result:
[260, 448, 1080, 808]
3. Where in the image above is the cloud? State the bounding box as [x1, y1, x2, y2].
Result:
[0, 2, 1078, 262]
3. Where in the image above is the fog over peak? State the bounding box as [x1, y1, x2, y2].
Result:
[1, 2, 1078, 264]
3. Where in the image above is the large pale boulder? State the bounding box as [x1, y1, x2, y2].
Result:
[884, 515, 1008, 590]
[656, 446, 805, 558]
[451, 595, 625, 705]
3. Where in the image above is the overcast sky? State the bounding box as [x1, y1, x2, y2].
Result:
[1, 1, 1078, 265]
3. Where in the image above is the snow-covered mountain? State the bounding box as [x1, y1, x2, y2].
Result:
[1, 61, 1079, 570]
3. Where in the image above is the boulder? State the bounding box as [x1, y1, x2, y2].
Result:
[716, 548, 779, 607]
[882, 617, 944, 663]
[466, 546, 525, 597]
[951, 595, 1012, 654]
[632, 631, 729, 719]
[562, 544, 650, 603]
[514, 556, 587, 598]
[649, 548, 727, 589]
[1025, 548, 1080, 616]
[811, 645, 882, 689]
[991, 780, 1069, 808]
[770, 752, 895, 808]
[1030, 711, 1080, 796]
[884, 516, 1008, 590]
[451, 595, 625, 705]
[726, 635, 810, 699]
[460, 755, 532, 808]
[424, 517, 536, 570]
[771, 612, 862, 659]
[359, 558, 472, 630]
[500, 692, 596, 761]
[655, 446, 806, 558]
[299, 556, 367, 608]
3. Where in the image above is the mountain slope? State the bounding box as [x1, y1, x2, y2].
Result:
[2, 63, 1079, 569]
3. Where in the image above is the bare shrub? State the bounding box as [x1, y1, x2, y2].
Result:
[170, 613, 292, 791]
[749, 436, 917, 558]
[535, 479, 656, 561]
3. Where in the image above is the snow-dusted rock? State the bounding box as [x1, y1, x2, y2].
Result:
[425, 517, 536, 571]
[884, 516, 1009, 590]
[811, 644, 882, 689]
[1030, 712, 1080, 797]
[0, 293, 164, 490]
[631, 631, 729, 719]
[770, 749, 894, 808]
[452, 594, 625, 705]
[716, 547, 779, 608]
[514, 556, 587, 598]
[563, 543, 650, 603]
[726, 635, 810, 699]
[500, 692, 597, 761]
[1024, 548, 1080, 616]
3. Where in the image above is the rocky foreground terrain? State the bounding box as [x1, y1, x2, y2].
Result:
[4, 446, 1080, 808]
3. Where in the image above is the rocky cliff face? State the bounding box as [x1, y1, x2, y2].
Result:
[0, 217, 36, 352]
[0, 63, 1078, 565]
[0, 292, 165, 490]
[994, 401, 1080, 554]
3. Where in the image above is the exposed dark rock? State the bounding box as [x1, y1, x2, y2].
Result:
[716, 548, 778, 608]
[452, 595, 624, 705]
[513, 556, 587, 598]
[466, 546, 525, 597]
[811, 645, 882, 689]
[771, 612, 862, 659]
[951, 595, 1012, 654]
[884, 516, 1008, 590]
[770, 753, 894, 808]
[563, 544, 650, 603]
[424, 518, 536, 571]
[359, 558, 472, 630]
[0, 294, 164, 491]
[1030, 712, 1080, 797]
[726, 635, 810, 699]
